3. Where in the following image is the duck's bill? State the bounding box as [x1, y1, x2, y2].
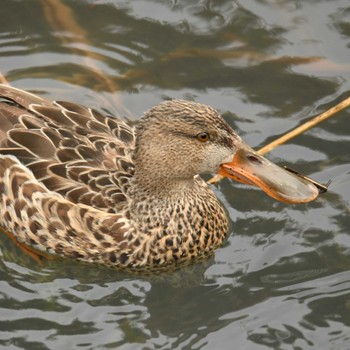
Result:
[218, 143, 319, 204]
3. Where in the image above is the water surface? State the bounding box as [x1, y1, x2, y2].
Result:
[0, 1, 350, 349]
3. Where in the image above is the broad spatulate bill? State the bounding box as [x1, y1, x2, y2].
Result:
[218, 143, 319, 204]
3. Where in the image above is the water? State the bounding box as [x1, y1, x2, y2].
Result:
[0, 1, 350, 349]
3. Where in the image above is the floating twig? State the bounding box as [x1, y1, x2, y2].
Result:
[258, 96, 350, 155]
[0, 72, 9, 85]
[209, 96, 350, 184]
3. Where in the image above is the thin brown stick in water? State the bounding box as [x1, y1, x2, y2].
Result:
[0, 72, 9, 85]
[208, 96, 350, 184]
[258, 96, 350, 155]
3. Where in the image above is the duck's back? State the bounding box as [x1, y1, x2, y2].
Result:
[0, 84, 135, 213]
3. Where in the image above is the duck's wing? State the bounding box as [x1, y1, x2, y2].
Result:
[0, 155, 133, 266]
[0, 84, 135, 213]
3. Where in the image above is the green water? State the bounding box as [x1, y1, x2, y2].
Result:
[0, 1, 350, 349]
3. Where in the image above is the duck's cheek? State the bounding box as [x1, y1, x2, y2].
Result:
[220, 151, 236, 165]
[197, 145, 235, 174]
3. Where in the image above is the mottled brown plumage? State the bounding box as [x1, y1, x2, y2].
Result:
[0, 84, 243, 269]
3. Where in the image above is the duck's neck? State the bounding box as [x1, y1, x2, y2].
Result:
[131, 168, 228, 225]
[132, 168, 197, 199]
[127, 173, 230, 266]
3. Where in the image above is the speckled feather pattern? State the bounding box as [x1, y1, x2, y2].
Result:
[0, 85, 238, 270]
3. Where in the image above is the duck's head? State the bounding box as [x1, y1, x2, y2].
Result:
[134, 100, 318, 203]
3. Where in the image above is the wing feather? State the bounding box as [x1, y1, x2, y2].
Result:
[0, 85, 136, 213]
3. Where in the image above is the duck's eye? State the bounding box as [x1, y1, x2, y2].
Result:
[196, 132, 210, 142]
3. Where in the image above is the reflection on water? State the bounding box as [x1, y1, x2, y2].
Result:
[1, 0, 350, 349]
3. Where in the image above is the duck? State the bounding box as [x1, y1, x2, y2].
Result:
[0, 84, 319, 270]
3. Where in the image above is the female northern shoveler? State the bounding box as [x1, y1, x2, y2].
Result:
[0, 84, 318, 269]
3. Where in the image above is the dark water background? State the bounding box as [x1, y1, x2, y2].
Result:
[0, 1, 350, 349]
